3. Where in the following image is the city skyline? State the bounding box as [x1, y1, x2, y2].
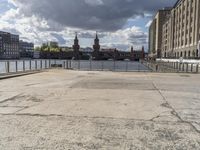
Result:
[0, 0, 176, 51]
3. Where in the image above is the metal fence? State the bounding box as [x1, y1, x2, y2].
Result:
[3, 59, 199, 75]
[0, 60, 53, 74]
[0, 60, 150, 74]
[142, 60, 200, 73]
[67, 60, 150, 72]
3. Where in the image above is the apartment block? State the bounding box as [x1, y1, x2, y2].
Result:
[148, 8, 172, 58]
[161, 0, 200, 58]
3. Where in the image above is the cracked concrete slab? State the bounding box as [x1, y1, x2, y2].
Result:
[0, 107, 22, 114]
[0, 70, 200, 149]
[0, 115, 200, 150]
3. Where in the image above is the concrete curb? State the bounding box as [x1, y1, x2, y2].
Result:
[0, 71, 44, 80]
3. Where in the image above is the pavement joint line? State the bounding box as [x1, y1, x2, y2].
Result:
[0, 113, 190, 125]
[14, 106, 33, 114]
[149, 110, 173, 121]
[0, 106, 27, 108]
[152, 81, 200, 134]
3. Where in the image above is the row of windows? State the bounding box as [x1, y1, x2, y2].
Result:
[164, 49, 198, 58]
[175, 0, 194, 15]
[173, 0, 197, 49]
[174, 49, 198, 58]
[2, 49, 19, 52]
[4, 52, 19, 55]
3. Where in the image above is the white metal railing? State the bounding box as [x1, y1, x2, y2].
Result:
[68, 60, 150, 72]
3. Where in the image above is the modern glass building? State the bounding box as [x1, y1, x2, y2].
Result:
[19, 40, 34, 58]
[0, 31, 20, 59]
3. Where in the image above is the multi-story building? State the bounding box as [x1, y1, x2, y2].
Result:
[148, 8, 172, 58]
[149, 19, 156, 55]
[161, 0, 200, 59]
[19, 40, 34, 58]
[48, 41, 58, 48]
[0, 31, 20, 59]
[161, 14, 173, 58]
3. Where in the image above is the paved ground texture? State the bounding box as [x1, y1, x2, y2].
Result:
[0, 69, 200, 149]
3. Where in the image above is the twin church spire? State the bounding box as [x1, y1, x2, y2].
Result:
[72, 32, 100, 60]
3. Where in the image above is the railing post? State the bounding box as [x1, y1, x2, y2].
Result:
[66, 60, 68, 69]
[191, 63, 193, 72]
[40, 60, 42, 69]
[196, 64, 199, 73]
[35, 60, 37, 70]
[176, 62, 178, 69]
[70, 60, 72, 69]
[156, 64, 158, 72]
[179, 63, 181, 71]
[6, 61, 10, 73]
[186, 63, 189, 73]
[63, 61, 66, 69]
[45, 60, 47, 69]
[23, 60, 25, 72]
[182, 63, 185, 72]
[29, 60, 31, 71]
[49, 59, 51, 68]
[67, 60, 69, 69]
[15, 61, 18, 72]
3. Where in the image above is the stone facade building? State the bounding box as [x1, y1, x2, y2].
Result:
[148, 8, 172, 58]
[161, 0, 200, 58]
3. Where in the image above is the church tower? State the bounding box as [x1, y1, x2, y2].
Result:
[130, 46, 135, 61]
[92, 32, 100, 60]
[73, 33, 80, 60]
[141, 46, 145, 59]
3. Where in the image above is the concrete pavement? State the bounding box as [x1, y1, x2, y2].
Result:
[0, 69, 200, 149]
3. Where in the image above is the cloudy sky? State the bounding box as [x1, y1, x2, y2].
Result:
[0, 0, 176, 51]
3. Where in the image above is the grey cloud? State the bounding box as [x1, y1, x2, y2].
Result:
[50, 33, 67, 45]
[79, 32, 107, 38]
[2, 28, 21, 35]
[102, 43, 129, 51]
[14, 0, 176, 31]
[128, 32, 148, 45]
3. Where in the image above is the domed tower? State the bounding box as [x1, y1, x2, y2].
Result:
[73, 33, 80, 60]
[92, 32, 100, 60]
